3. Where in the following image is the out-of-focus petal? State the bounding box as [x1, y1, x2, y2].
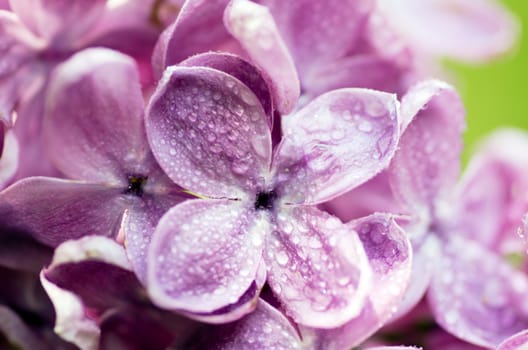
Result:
[146, 66, 272, 199]
[225, 0, 299, 114]
[259, 0, 373, 78]
[0, 224, 52, 271]
[178, 299, 303, 349]
[147, 199, 264, 316]
[428, 236, 528, 348]
[0, 177, 126, 246]
[0, 305, 48, 349]
[44, 48, 148, 185]
[378, 0, 519, 62]
[266, 205, 371, 328]
[274, 88, 399, 205]
[9, 0, 106, 48]
[181, 52, 273, 126]
[497, 330, 528, 350]
[152, 0, 234, 76]
[306, 214, 412, 348]
[123, 193, 186, 283]
[41, 272, 100, 350]
[389, 80, 465, 214]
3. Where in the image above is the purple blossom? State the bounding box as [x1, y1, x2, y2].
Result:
[0, 48, 186, 281]
[143, 51, 407, 329]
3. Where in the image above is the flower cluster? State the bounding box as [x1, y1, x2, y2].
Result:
[0, 1, 526, 349]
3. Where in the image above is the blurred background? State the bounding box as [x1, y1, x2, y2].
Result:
[449, 0, 528, 163]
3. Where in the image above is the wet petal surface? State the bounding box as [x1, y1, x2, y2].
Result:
[147, 199, 266, 315]
[146, 66, 272, 199]
[265, 205, 371, 328]
[274, 88, 399, 205]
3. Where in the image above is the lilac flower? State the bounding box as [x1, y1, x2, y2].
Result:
[0, 48, 186, 281]
[0, 0, 160, 181]
[330, 82, 528, 347]
[143, 51, 406, 328]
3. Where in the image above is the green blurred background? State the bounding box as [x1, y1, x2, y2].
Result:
[448, 0, 528, 163]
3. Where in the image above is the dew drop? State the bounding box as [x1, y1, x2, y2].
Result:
[276, 251, 289, 266]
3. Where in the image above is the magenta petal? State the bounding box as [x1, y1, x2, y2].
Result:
[152, 0, 235, 76]
[225, 0, 299, 114]
[44, 48, 147, 184]
[307, 214, 412, 348]
[497, 330, 528, 350]
[428, 236, 528, 348]
[146, 65, 272, 198]
[181, 52, 273, 126]
[147, 199, 264, 315]
[389, 80, 465, 213]
[266, 206, 371, 328]
[9, 0, 106, 47]
[274, 88, 400, 205]
[0, 177, 126, 246]
[381, 0, 518, 62]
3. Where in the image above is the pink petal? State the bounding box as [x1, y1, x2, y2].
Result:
[225, 0, 299, 114]
[180, 52, 273, 127]
[0, 177, 126, 246]
[44, 48, 148, 184]
[389, 80, 465, 213]
[259, 0, 374, 78]
[497, 330, 528, 350]
[305, 213, 412, 348]
[147, 199, 264, 315]
[428, 236, 528, 348]
[152, 0, 235, 77]
[379, 0, 519, 62]
[274, 88, 400, 205]
[266, 205, 372, 328]
[9, 0, 106, 47]
[146, 65, 272, 199]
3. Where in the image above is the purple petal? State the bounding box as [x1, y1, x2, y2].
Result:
[266, 206, 371, 328]
[306, 214, 412, 348]
[428, 236, 528, 348]
[44, 48, 148, 184]
[225, 0, 299, 114]
[380, 0, 518, 62]
[41, 272, 100, 350]
[9, 0, 106, 47]
[146, 65, 272, 198]
[0, 177, 126, 246]
[147, 199, 264, 316]
[179, 299, 302, 349]
[389, 80, 465, 213]
[152, 0, 235, 76]
[274, 88, 400, 205]
[43, 236, 147, 311]
[497, 330, 528, 350]
[122, 193, 186, 283]
[180, 52, 273, 127]
[259, 0, 373, 78]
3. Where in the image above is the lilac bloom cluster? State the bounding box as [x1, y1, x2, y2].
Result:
[0, 0, 524, 349]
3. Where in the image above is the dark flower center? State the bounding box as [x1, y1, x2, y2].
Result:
[254, 191, 277, 211]
[124, 175, 148, 197]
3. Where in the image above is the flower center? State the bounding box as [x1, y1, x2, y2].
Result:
[254, 190, 277, 211]
[124, 175, 148, 197]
